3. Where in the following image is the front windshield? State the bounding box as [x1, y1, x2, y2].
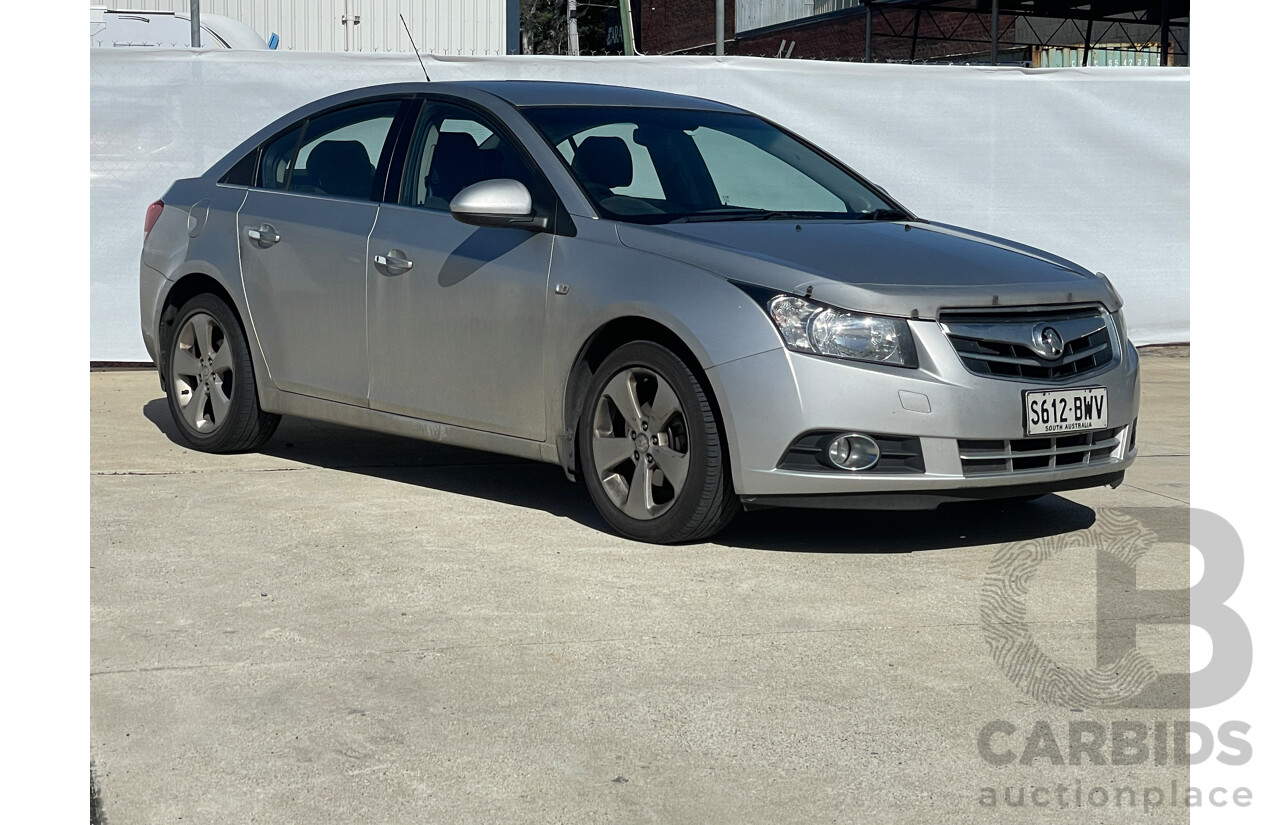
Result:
[520, 106, 903, 225]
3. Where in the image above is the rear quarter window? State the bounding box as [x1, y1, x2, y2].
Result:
[219, 149, 259, 186]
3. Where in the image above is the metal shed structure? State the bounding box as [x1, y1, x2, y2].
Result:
[852, 0, 1190, 65]
[652, 1, 1189, 64]
[127, 0, 520, 54]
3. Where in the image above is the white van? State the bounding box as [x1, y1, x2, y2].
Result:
[90, 6, 270, 49]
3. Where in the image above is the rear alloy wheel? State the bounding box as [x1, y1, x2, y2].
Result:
[164, 293, 279, 453]
[579, 342, 738, 543]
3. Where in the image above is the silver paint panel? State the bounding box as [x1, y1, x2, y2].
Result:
[616, 220, 1118, 319]
[450, 178, 534, 217]
[706, 325, 1140, 495]
[238, 189, 377, 406]
[366, 204, 553, 440]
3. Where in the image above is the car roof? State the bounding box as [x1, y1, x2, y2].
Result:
[205, 80, 749, 182]
[342, 80, 747, 113]
[461, 80, 745, 111]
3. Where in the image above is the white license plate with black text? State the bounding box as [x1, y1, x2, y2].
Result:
[1023, 387, 1108, 436]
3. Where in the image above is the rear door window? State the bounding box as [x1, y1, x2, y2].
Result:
[258, 125, 302, 190]
[286, 101, 400, 200]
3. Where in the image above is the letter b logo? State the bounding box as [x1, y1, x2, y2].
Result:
[981, 509, 1251, 709]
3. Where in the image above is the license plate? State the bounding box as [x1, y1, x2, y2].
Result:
[1023, 387, 1108, 436]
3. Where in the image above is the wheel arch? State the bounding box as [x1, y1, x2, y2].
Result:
[156, 272, 250, 392]
[558, 316, 729, 482]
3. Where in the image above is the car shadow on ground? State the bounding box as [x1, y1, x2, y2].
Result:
[143, 399, 1096, 554]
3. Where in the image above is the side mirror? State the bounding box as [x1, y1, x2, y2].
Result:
[450, 179, 549, 231]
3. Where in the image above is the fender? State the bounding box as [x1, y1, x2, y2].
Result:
[542, 221, 785, 475]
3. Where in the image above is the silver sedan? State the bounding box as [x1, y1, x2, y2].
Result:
[140, 81, 1139, 543]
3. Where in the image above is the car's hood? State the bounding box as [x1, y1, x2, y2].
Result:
[615, 220, 1121, 318]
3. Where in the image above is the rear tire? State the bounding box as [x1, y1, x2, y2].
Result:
[163, 293, 280, 453]
[578, 342, 739, 544]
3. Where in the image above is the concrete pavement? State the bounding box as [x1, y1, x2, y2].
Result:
[91, 349, 1192, 824]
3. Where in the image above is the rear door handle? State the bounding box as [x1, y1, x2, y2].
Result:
[247, 224, 280, 246]
[374, 250, 414, 273]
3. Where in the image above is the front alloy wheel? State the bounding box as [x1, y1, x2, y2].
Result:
[591, 366, 691, 520]
[579, 342, 738, 543]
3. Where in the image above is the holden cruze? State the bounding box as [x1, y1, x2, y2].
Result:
[140, 80, 1139, 543]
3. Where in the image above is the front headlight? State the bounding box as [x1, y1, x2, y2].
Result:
[767, 295, 918, 368]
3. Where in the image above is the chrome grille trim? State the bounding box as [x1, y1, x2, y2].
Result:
[958, 427, 1123, 477]
[1062, 341, 1110, 365]
[939, 305, 1117, 383]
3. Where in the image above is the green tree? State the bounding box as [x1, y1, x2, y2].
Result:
[520, 0, 566, 54]
[521, 0, 610, 55]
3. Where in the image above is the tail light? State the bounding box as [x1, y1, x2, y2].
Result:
[144, 200, 165, 238]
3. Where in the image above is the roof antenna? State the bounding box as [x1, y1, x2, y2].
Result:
[400, 14, 430, 81]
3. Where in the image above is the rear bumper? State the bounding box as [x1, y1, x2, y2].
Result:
[139, 261, 167, 365]
[707, 317, 1141, 500]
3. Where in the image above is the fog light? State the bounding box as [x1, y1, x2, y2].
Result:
[824, 433, 881, 471]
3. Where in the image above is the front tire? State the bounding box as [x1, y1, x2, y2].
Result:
[163, 293, 280, 453]
[578, 342, 738, 543]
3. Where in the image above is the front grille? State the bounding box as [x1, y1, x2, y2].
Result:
[958, 427, 1123, 477]
[779, 432, 925, 474]
[940, 306, 1115, 382]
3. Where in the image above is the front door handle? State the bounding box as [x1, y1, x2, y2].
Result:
[247, 224, 281, 247]
[374, 250, 414, 274]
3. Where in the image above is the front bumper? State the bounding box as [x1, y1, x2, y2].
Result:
[707, 317, 1140, 505]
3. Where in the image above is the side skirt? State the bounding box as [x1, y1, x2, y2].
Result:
[262, 387, 551, 464]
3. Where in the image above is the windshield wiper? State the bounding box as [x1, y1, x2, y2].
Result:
[856, 208, 914, 222]
[669, 209, 780, 223]
[669, 209, 829, 224]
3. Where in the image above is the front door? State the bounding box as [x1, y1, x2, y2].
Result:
[367, 101, 555, 440]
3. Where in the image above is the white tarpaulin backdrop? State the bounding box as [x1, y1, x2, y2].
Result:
[91, 50, 1189, 360]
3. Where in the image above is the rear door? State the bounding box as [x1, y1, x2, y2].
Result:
[366, 99, 556, 440]
[238, 98, 407, 405]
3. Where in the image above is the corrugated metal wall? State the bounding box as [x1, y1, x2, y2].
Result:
[735, 0, 865, 33]
[735, 0, 814, 33]
[1035, 45, 1164, 68]
[131, 1, 512, 54]
[813, 0, 858, 16]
